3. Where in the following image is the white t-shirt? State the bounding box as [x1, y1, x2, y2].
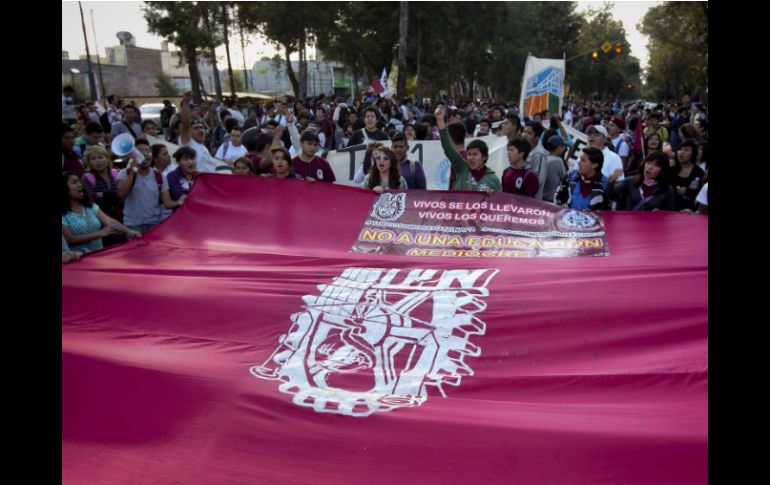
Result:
[601, 147, 625, 182]
[611, 135, 630, 158]
[227, 108, 245, 125]
[563, 110, 573, 127]
[695, 182, 708, 206]
[183, 137, 220, 173]
[214, 143, 248, 164]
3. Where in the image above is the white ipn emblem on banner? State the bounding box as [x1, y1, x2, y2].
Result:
[370, 192, 406, 221]
[251, 267, 498, 417]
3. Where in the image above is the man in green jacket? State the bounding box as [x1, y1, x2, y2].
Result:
[435, 105, 501, 193]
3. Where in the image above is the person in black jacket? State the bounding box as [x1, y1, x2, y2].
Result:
[608, 152, 674, 211]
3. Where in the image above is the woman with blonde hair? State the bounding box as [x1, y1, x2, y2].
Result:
[82, 146, 123, 243]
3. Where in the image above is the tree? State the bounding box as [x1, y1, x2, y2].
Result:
[200, 3, 224, 102]
[221, 3, 237, 97]
[315, 2, 399, 100]
[566, 4, 641, 100]
[396, 2, 409, 100]
[639, 2, 708, 101]
[154, 72, 180, 96]
[239, 2, 337, 99]
[143, 1, 213, 103]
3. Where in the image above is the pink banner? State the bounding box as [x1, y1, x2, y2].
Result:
[62, 176, 708, 484]
[352, 191, 608, 257]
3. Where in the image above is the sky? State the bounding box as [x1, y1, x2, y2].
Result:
[62, 1, 662, 70]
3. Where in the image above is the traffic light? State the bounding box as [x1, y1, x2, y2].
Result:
[615, 42, 622, 56]
[591, 51, 599, 62]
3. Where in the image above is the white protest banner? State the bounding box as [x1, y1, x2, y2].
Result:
[542, 121, 588, 171]
[326, 136, 509, 190]
[519, 55, 566, 119]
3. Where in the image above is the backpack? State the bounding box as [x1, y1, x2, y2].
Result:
[84, 169, 124, 220]
[128, 168, 164, 204]
[84, 169, 120, 188]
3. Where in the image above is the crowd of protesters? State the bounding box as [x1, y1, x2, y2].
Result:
[62, 84, 709, 260]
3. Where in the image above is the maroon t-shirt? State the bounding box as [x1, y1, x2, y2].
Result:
[502, 166, 539, 196]
[291, 155, 336, 182]
[62, 150, 84, 178]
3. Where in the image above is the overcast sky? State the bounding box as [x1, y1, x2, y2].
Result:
[62, 1, 662, 70]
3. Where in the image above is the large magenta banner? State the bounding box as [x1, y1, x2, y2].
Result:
[62, 176, 707, 485]
[352, 191, 608, 257]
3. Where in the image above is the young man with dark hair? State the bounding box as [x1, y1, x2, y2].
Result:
[502, 138, 537, 197]
[521, 121, 549, 200]
[109, 105, 142, 142]
[543, 135, 568, 202]
[117, 139, 179, 232]
[215, 126, 248, 165]
[74, 122, 106, 157]
[477, 119, 491, 137]
[349, 106, 388, 146]
[166, 146, 199, 204]
[436, 106, 500, 193]
[391, 132, 426, 190]
[179, 90, 220, 173]
[556, 146, 609, 210]
[290, 131, 335, 182]
[62, 124, 84, 178]
[643, 112, 668, 142]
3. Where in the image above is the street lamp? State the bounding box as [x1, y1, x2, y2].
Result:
[70, 68, 80, 90]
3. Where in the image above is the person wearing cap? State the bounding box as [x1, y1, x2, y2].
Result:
[179, 90, 221, 173]
[555, 146, 609, 211]
[585, 124, 625, 185]
[543, 135, 568, 203]
[607, 116, 630, 170]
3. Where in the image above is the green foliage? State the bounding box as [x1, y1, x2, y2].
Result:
[639, 2, 708, 100]
[143, 1, 214, 102]
[566, 4, 641, 100]
[231, 70, 246, 92]
[154, 72, 180, 96]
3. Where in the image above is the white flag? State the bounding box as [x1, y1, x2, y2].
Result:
[518, 55, 566, 118]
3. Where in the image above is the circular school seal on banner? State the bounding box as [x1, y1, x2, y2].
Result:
[556, 209, 600, 231]
[250, 267, 499, 417]
[370, 192, 406, 222]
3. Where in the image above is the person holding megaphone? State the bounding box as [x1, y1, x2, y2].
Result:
[116, 138, 182, 234]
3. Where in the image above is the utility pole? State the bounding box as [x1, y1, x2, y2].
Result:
[78, 1, 97, 100]
[90, 9, 106, 100]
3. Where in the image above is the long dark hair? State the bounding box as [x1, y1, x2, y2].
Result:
[368, 146, 401, 189]
[636, 152, 670, 191]
[62, 172, 92, 215]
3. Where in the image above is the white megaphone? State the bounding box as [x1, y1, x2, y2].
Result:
[111, 133, 146, 168]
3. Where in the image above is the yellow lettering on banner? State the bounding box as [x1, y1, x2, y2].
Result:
[395, 232, 413, 244]
[586, 239, 602, 248]
[446, 236, 463, 247]
[360, 228, 395, 243]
